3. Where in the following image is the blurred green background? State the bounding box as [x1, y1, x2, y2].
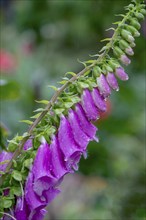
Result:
[0, 0, 145, 219]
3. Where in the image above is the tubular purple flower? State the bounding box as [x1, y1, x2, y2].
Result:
[23, 139, 32, 151]
[14, 197, 29, 220]
[25, 172, 47, 211]
[29, 208, 47, 220]
[75, 103, 98, 140]
[120, 54, 131, 65]
[32, 142, 57, 188]
[115, 67, 129, 81]
[0, 151, 13, 173]
[106, 72, 119, 91]
[81, 89, 100, 121]
[50, 135, 69, 179]
[91, 88, 107, 112]
[68, 109, 90, 150]
[96, 74, 111, 98]
[58, 115, 83, 163]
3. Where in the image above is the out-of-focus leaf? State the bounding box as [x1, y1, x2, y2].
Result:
[0, 80, 20, 100]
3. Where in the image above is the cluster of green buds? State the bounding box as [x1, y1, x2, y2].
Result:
[112, 1, 146, 66]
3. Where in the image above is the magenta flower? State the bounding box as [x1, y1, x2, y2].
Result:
[14, 197, 29, 220]
[120, 54, 131, 65]
[58, 114, 83, 169]
[96, 74, 111, 98]
[23, 139, 32, 151]
[115, 67, 129, 81]
[75, 103, 98, 140]
[106, 72, 119, 91]
[68, 109, 90, 151]
[50, 135, 68, 179]
[81, 89, 100, 120]
[0, 151, 13, 174]
[91, 88, 106, 112]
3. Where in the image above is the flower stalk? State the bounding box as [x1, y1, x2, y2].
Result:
[0, 0, 145, 219]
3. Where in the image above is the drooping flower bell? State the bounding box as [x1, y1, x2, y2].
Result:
[120, 54, 131, 66]
[115, 67, 129, 81]
[81, 89, 100, 121]
[106, 72, 119, 91]
[96, 74, 111, 98]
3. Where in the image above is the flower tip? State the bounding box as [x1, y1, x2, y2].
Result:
[120, 55, 131, 66]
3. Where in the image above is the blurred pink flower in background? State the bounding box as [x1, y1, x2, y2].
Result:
[0, 49, 17, 73]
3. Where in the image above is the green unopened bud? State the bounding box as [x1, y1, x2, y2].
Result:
[105, 65, 113, 73]
[125, 25, 140, 37]
[130, 42, 136, 48]
[130, 19, 141, 30]
[119, 39, 129, 50]
[108, 60, 119, 69]
[128, 4, 134, 9]
[135, 12, 144, 20]
[121, 30, 135, 43]
[92, 66, 102, 77]
[140, 9, 146, 16]
[114, 46, 124, 57]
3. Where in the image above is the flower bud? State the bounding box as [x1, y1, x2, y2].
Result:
[120, 54, 131, 66]
[121, 30, 135, 43]
[119, 39, 129, 50]
[125, 25, 140, 37]
[130, 42, 136, 48]
[140, 9, 146, 16]
[106, 72, 119, 91]
[128, 4, 134, 9]
[108, 60, 119, 69]
[114, 46, 124, 57]
[130, 19, 141, 30]
[135, 12, 144, 20]
[93, 66, 102, 77]
[96, 74, 111, 98]
[125, 47, 134, 56]
[115, 67, 129, 81]
[105, 65, 113, 73]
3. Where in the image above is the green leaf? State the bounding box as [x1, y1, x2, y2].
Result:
[101, 38, 111, 42]
[112, 21, 121, 25]
[33, 108, 44, 113]
[0, 160, 10, 166]
[48, 85, 58, 91]
[64, 102, 73, 108]
[84, 60, 96, 64]
[115, 14, 125, 17]
[0, 171, 5, 175]
[78, 82, 89, 89]
[8, 142, 18, 152]
[0, 80, 20, 100]
[10, 186, 22, 196]
[71, 96, 81, 104]
[35, 100, 49, 104]
[106, 27, 115, 31]
[3, 199, 12, 208]
[23, 158, 33, 169]
[54, 108, 64, 115]
[77, 59, 87, 67]
[12, 170, 22, 181]
[19, 120, 33, 125]
[65, 71, 76, 77]
[59, 80, 68, 85]
[30, 113, 41, 119]
[99, 46, 107, 53]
